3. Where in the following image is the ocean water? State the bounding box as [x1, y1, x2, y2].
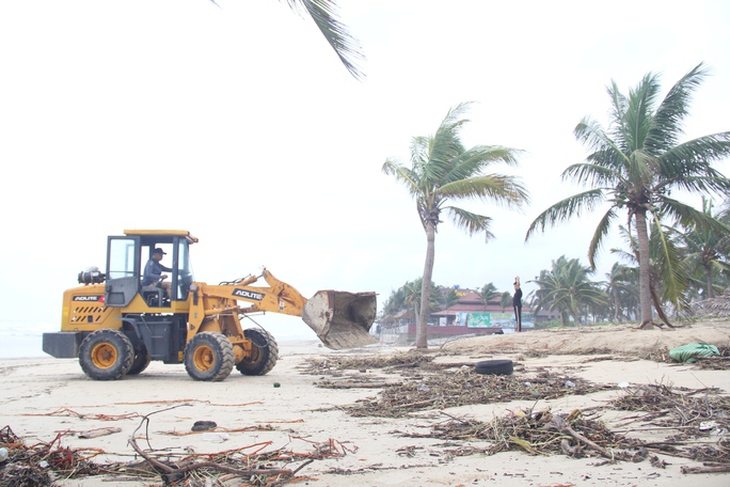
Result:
[0, 319, 320, 359]
[0, 322, 57, 358]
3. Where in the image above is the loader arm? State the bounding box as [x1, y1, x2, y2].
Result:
[187, 268, 377, 349]
[187, 269, 307, 334]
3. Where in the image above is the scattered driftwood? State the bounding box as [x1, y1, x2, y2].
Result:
[22, 408, 141, 421]
[608, 383, 730, 465]
[315, 364, 610, 418]
[681, 463, 730, 474]
[694, 349, 730, 370]
[0, 425, 108, 487]
[77, 427, 122, 439]
[307, 352, 730, 473]
[0, 405, 356, 487]
[300, 351, 438, 376]
[391, 383, 730, 471]
[401, 407, 640, 462]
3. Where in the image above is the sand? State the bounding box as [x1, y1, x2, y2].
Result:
[2, 321, 730, 486]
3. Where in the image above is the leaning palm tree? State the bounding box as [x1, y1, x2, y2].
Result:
[212, 0, 365, 79]
[526, 63, 730, 328]
[383, 102, 529, 348]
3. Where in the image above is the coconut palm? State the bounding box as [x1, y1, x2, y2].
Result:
[500, 292, 512, 313]
[681, 198, 730, 299]
[434, 286, 460, 311]
[604, 262, 639, 322]
[611, 222, 689, 324]
[402, 279, 423, 319]
[530, 255, 607, 326]
[383, 102, 529, 348]
[382, 287, 407, 317]
[526, 63, 730, 328]
[480, 283, 499, 310]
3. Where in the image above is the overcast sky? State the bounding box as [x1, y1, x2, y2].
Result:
[1, 0, 729, 334]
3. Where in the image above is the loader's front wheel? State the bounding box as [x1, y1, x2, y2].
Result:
[79, 329, 134, 381]
[184, 332, 235, 381]
[236, 328, 279, 376]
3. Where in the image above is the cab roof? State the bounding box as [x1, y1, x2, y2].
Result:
[123, 229, 199, 243]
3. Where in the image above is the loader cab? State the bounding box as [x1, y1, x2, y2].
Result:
[104, 230, 197, 309]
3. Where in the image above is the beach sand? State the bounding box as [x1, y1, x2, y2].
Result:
[2, 321, 730, 486]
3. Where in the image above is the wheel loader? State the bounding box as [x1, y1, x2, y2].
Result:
[42, 230, 377, 381]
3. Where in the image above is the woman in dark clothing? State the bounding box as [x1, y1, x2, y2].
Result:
[513, 276, 522, 332]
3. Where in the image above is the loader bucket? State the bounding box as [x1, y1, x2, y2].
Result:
[302, 291, 377, 350]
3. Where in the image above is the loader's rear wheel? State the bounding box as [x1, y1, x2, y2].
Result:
[79, 329, 134, 381]
[236, 328, 279, 376]
[127, 349, 151, 375]
[184, 332, 235, 381]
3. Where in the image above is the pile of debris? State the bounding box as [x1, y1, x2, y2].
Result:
[691, 288, 730, 318]
[307, 353, 730, 473]
[339, 370, 609, 418]
[0, 420, 348, 487]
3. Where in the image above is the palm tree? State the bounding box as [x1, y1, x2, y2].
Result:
[531, 256, 607, 326]
[480, 283, 499, 311]
[611, 223, 687, 323]
[401, 279, 423, 320]
[383, 102, 529, 348]
[213, 0, 365, 79]
[500, 292, 512, 313]
[533, 255, 608, 325]
[681, 198, 730, 299]
[604, 262, 639, 322]
[526, 63, 730, 328]
[382, 287, 407, 317]
[434, 286, 460, 311]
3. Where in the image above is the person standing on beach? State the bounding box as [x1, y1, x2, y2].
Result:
[513, 277, 523, 332]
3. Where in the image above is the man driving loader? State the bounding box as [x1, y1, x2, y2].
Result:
[142, 248, 172, 298]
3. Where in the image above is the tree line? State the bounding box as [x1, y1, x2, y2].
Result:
[383, 198, 729, 328]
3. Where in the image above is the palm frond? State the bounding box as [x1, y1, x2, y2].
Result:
[587, 207, 618, 269]
[439, 175, 529, 207]
[382, 158, 421, 198]
[446, 145, 523, 182]
[626, 149, 656, 188]
[525, 189, 606, 241]
[445, 206, 494, 240]
[658, 133, 730, 186]
[283, 0, 366, 80]
[649, 217, 690, 307]
[647, 63, 708, 152]
[658, 196, 730, 234]
[606, 80, 629, 137]
[623, 72, 661, 152]
[561, 162, 619, 188]
[574, 117, 611, 152]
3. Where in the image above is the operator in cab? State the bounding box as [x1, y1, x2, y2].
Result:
[143, 248, 173, 298]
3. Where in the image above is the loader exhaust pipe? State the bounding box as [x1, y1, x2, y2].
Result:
[302, 291, 377, 349]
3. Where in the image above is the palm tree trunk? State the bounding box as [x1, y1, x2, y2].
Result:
[635, 211, 654, 327]
[705, 264, 715, 299]
[416, 222, 436, 349]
